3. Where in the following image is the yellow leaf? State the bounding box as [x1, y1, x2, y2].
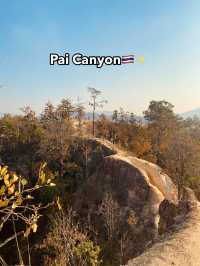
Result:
[24, 227, 31, 238]
[3, 174, 10, 187]
[12, 202, 17, 209]
[41, 162, 47, 169]
[0, 199, 8, 208]
[56, 197, 62, 210]
[0, 166, 8, 176]
[21, 178, 28, 186]
[12, 174, 18, 183]
[8, 184, 15, 195]
[0, 185, 6, 196]
[15, 197, 23, 206]
[39, 172, 46, 184]
[31, 223, 37, 233]
[38, 163, 47, 184]
[26, 195, 34, 200]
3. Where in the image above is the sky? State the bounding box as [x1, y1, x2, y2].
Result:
[0, 0, 200, 115]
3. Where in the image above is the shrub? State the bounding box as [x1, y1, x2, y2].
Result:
[40, 209, 101, 266]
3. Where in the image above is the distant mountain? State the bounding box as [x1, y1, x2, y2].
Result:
[181, 108, 200, 119]
[85, 111, 113, 120]
[85, 108, 200, 122]
[85, 111, 145, 123]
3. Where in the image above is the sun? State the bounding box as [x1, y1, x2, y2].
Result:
[137, 55, 145, 64]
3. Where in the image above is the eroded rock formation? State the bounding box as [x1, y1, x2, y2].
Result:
[127, 188, 200, 266]
[72, 138, 178, 261]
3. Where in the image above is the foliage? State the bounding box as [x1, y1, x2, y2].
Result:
[2, 98, 200, 264]
[144, 100, 182, 165]
[40, 209, 101, 266]
[75, 239, 101, 266]
[0, 110, 42, 178]
[0, 163, 55, 265]
[95, 109, 152, 159]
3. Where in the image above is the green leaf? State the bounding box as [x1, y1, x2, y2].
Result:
[21, 178, 28, 186]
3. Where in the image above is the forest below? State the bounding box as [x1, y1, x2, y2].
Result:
[1, 94, 200, 265]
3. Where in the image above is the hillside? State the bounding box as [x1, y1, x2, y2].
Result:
[181, 108, 200, 119]
[1, 99, 200, 265]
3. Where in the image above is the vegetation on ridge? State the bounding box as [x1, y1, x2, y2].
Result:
[1, 97, 200, 265]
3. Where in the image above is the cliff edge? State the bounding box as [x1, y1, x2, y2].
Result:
[127, 193, 200, 266]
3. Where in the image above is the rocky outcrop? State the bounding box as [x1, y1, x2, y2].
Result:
[72, 138, 178, 261]
[127, 188, 200, 266]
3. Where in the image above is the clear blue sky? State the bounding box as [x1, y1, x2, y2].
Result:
[0, 0, 200, 115]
